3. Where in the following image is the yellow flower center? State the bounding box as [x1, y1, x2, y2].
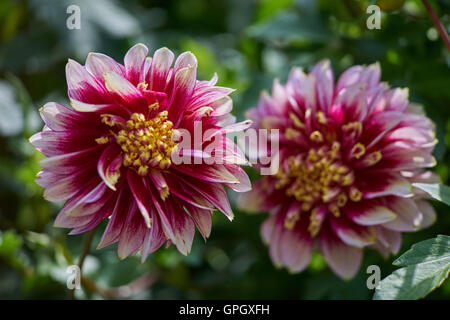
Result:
[275, 141, 363, 235]
[96, 109, 177, 176]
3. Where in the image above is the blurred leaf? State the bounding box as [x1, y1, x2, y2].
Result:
[247, 10, 331, 44]
[0, 80, 23, 136]
[376, 0, 406, 12]
[0, 230, 23, 257]
[374, 235, 450, 300]
[413, 183, 450, 207]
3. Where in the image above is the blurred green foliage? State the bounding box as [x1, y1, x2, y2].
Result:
[0, 0, 449, 299]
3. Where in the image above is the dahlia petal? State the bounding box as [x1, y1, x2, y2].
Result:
[174, 164, 239, 184]
[311, 60, 334, 112]
[124, 43, 148, 85]
[86, 52, 126, 80]
[345, 201, 397, 225]
[237, 180, 276, 213]
[279, 227, 313, 273]
[127, 170, 152, 228]
[43, 167, 94, 202]
[330, 217, 376, 248]
[66, 59, 108, 103]
[148, 169, 168, 200]
[186, 204, 213, 240]
[336, 65, 364, 92]
[384, 88, 409, 112]
[203, 120, 253, 142]
[149, 47, 174, 92]
[224, 165, 252, 192]
[334, 82, 367, 122]
[97, 189, 134, 249]
[40, 145, 101, 174]
[104, 71, 146, 105]
[118, 206, 147, 260]
[383, 197, 423, 232]
[320, 230, 363, 280]
[30, 130, 100, 156]
[54, 187, 111, 228]
[168, 65, 197, 123]
[97, 144, 123, 191]
[364, 111, 404, 149]
[373, 226, 402, 256]
[54, 208, 96, 229]
[165, 175, 214, 210]
[175, 174, 234, 220]
[188, 86, 235, 110]
[359, 172, 413, 199]
[166, 200, 196, 255]
[69, 98, 112, 112]
[174, 51, 197, 72]
[415, 199, 436, 228]
[39, 102, 84, 131]
[261, 214, 276, 245]
[141, 212, 165, 261]
[149, 191, 176, 242]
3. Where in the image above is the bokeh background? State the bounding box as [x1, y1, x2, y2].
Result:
[0, 0, 449, 299]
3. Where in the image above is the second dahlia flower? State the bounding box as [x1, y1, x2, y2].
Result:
[31, 44, 251, 260]
[239, 61, 438, 279]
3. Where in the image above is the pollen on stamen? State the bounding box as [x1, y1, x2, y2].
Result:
[96, 110, 178, 176]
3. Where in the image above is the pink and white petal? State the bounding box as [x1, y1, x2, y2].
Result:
[345, 200, 397, 226]
[40, 145, 101, 174]
[261, 214, 276, 245]
[43, 167, 95, 202]
[174, 163, 239, 184]
[127, 170, 153, 228]
[103, 71, 146, 106]
[85, 52, 126, 81]
[97, 144, 123, 191]
[30, 130, 100, 157]
[319, 229, 363, 280]
[415, 199, 436, 228]
[39, 102, 89, 131]
[117, 206, 147, 260]
[358, 171, 413, 199]
[166, 200, 196, 255]
[237, 179, 277, 213]
[141, 212, 166, 262]
[278, 225, 313, 273]
[330, 217, 376, 248]
[363, 111, 404, 149]
[224, 165, 251, 192]
[333, 82, 367, 123]
[186, 204, 213, 240]
[97, 189, 135, 249]
[167, 66, 197, 124]
[165, 175, 214, 210]
[374, 226, 402, 255]
[311, 60, 334, 112]
[65, 59, 108, 104]
[175, 173, 234, 220]
[149, 47, 174, 92]
[124, 43, 148, 85]
[383, 197, 423, 232]
[336, 65, 364, 92]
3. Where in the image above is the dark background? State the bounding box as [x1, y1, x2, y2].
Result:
[0, 0, 449, 299]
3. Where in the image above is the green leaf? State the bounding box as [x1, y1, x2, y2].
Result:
[376, 0, 406, 12]
[412, 183, 450, 207]
[0, 230, 23, 257]
[373, 235, 450, 300]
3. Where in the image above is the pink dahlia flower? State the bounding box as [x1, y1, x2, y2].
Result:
[30, 44, 251, 260]
[239, 60, 438, 279]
